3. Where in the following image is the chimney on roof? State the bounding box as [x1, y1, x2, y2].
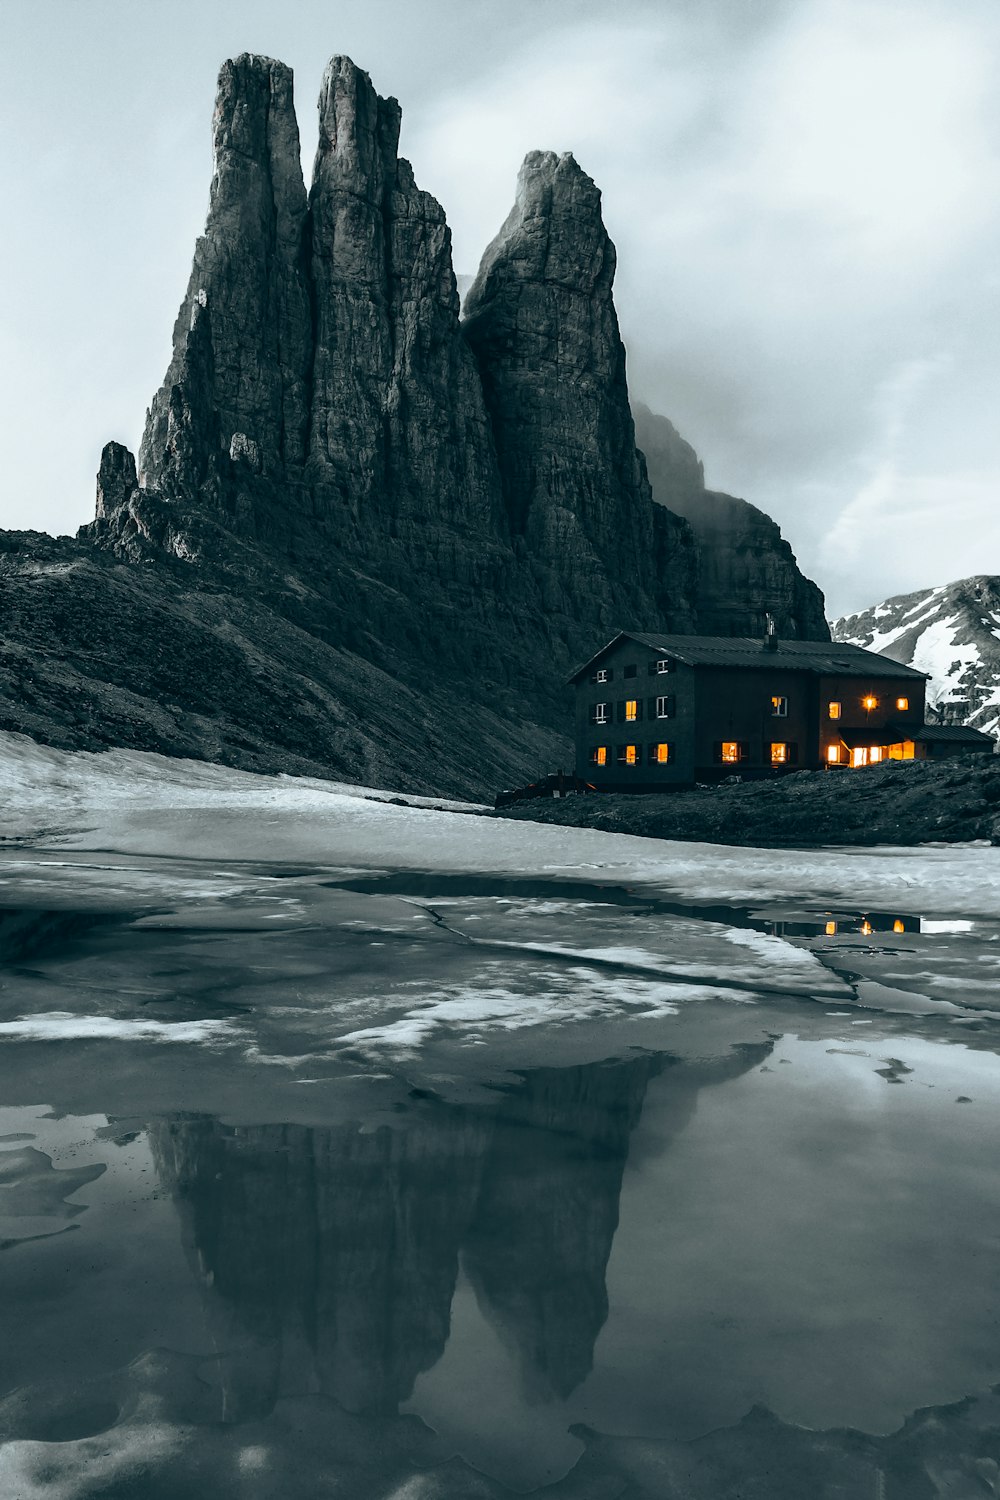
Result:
[763, 612, 778, 651]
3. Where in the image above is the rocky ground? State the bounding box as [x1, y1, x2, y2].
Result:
[494, 755, 1000, 847]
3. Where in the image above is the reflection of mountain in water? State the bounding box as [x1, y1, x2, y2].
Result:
[151, 1048, 768, 1422]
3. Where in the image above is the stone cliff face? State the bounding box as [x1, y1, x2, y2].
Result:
[1, 52, 828, 795]
[633, 402, 829, 641]
[463, 153, 697, 640]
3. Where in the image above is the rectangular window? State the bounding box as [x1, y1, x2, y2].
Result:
[590, 668, 608, 684]
[888, 740, 916, 760]
[590, 746, 608, 766]
[651, 658, 674, 675]
[647, 742, 670, 765]
[771, 695, 788, 718]
[827, 744, 843, 764]
[617, 744, 639, 765]
[720, 741, 742, 764]
[625, 699, 639, 722]
[655, 695, 674, 718]
[771, 742, 788, 764]
[623, 664, 638, 679]
[896, 696, 909, 711]
[590, 703, 609, 724]
[829, 701, 842, 720]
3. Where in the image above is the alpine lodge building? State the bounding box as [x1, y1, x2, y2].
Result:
[570, 628, 995, 791]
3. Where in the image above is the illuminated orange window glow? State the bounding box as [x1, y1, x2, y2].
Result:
[829, 702, 842, 720]
[861, 919, 874, 936]
[625, 700, 638, 721]
[825, 920, 837, 936]
[896, 697, 909, 711]
[862, 695, 878, 711]
[869, 746, 882, 763]
[827, 745, 842, 763]
[721, 742, 740, 763]
[625, 744, 637, 765]
[654, 743, 669, 764]
[893, 919, 905, 933]
[771, 742, 788, 764]
[594, 746, 607, 766]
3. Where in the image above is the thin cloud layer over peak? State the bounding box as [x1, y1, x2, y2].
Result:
[410, 0, 1000, 613]
[1, 0, 997, 615]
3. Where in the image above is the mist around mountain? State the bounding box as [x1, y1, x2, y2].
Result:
[0, 53, 827, 798]
[833, 576, 1000, 736]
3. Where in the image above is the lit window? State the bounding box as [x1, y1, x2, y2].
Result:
[721, 742, 741, 763]
[862, 695, 878, 711]
[829, 702, 841, 720]
[625, 699, 638, 721]
[893, 919, 905, 934]
[869, 746, 882, 763]
[827, 745, 842, 764]
[614, 743, 639, 766]
[655, 695, 672, 718]
[860, 919, 873, 937]
[654, 742, 669, 764]
[655, 659, 673, 674]
[771, 742, 788, 765]
[896, 696, 909, 711]
[771, 695, 788, 717]
[852, 747, 867, 767]
[825, 920, 837, 936]
[591, 746, 608, 766]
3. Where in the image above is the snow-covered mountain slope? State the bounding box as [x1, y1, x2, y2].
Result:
[832, 576, 1000, 735]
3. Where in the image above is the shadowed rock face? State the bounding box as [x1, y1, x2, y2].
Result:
[464, 153, 698, 639]
[633, 402, 830, 640]
[0, 52, 827, 796]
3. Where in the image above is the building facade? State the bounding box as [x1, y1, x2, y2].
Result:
[569, 631, 991, 790]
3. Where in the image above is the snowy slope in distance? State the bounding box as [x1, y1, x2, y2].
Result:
[833, 575, 1000, 736]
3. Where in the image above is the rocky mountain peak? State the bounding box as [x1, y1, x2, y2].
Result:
[314, 56, 401, 187]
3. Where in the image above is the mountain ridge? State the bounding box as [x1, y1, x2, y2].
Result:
[0, 51, 827, 798]
[833, 575, 1000, 737]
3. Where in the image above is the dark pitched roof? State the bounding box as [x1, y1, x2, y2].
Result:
[909, 722, 997, 744]
[569, 631, 929, 684]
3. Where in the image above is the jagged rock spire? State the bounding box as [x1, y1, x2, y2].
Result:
[139, 53, 312, 493]
[463, 150, 697, 631]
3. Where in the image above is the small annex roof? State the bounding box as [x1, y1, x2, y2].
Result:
[910, 722, 997, 744]
[568, 631, 929, 684]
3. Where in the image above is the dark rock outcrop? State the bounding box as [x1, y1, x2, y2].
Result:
[633, 402, 829, 640]
[464, 153, 698, 639]
[2, 52, 828, 797]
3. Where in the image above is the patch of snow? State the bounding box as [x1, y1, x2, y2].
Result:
[0, 1013, 235, 1043]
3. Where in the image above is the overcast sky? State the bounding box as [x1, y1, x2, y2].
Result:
[1, 0, 998, 617]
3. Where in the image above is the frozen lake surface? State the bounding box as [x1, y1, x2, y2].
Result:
[2, 737, 1000, 1498]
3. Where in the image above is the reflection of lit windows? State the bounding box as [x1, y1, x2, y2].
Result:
[862, 695, 878, 711]
[771, 742, 788, 765]
[590, 746, 608, 766]
[893, 919, 905, 933]
[617, 744, 639, 765]
[896, 697, 909, 711]
[771, 695, 788, 717]
[829, 701, 841, 720]
[625, 699, 638, 722]
[825, 920, 837, 936]
[860, 919, 873, 936]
